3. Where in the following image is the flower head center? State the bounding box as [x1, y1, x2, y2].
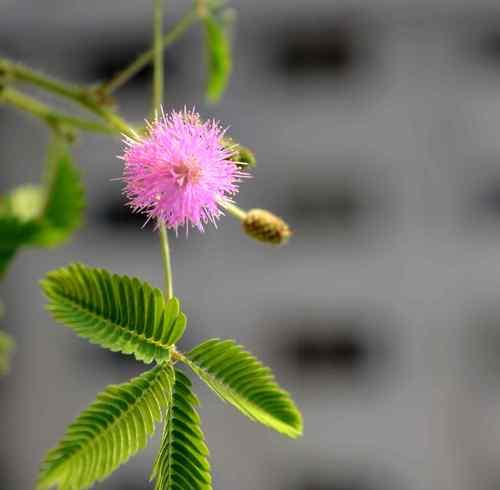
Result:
[172, 158, 202, 187]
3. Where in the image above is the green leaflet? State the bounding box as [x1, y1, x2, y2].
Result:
[151, 369, 212, 490]
[41, 263, 187, 363]
[185, 339, 303, 438]
[37, 364, 175, 490]
[204, 9, 233, 103]
[0, 330, 14, 375]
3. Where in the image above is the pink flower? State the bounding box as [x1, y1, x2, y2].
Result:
[121, 109, 247, 231]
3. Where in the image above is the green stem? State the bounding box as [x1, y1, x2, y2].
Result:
[219, 199, 248, 221]
[0, 88, 116, 135]
[91, 106, 137, 138]
[153, 0, 165, 113]
[99, 8, 198, 96]
[159, 221, 174, 301]
[171, 347, 185, 363]
[153, 0, 174, 301]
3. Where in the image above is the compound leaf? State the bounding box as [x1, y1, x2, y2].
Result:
[37, 364, 175, 490]
[41, 263, 187, 363]
[151, 368, 212, 490]
[184, 339, 303, 438]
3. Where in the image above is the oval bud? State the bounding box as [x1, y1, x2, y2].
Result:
[222, 136, 256, 169]
[243, 209, 291, 245]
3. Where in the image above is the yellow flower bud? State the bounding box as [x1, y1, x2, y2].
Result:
[242, 209, 291, 245]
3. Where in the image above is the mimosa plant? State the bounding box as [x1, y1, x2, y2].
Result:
[0, 0, 303, 488]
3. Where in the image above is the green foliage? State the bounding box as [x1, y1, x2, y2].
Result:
[0, 330, 14, 375]
[39, 264, 302, 488]
[41, 263, 187, 363]
[185, 338, 303, 438]
[0, 135, 84, 276]
[37, 364, 175, 490]
[0, 216, 40, 277]
[151, 369, 212, 490]
[33, 136, 85, 247]
[203, 9, 233, 103]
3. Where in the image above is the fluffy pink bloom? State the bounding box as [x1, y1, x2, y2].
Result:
[121, 109, 246, 231]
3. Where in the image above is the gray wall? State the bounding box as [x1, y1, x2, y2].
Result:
[3, 1, 500, 489]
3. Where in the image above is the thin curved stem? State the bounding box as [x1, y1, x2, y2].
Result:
[153, 0, 165, 113]
[98, 8, 198, 96]
[91, 106, 137, 138]
[218, 199, 248, 221]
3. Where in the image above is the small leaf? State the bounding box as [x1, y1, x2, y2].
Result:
[204, 10, 233, 103]
[184, 338, 303, 438]
[151, 368, 212, 490]
[37, 364, 175, 490]
[0, 330, 14, 375]
[33, 136, 85, 247]
[41, 263, 187, 363]
[0, 215, 40, 277]
[0, 135, 84, 277]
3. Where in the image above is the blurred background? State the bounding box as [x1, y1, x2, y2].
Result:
[4, 0, 500, 489]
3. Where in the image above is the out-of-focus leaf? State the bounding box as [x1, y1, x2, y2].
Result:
[33, 136, 85, 247]
[203, 10, 233, 103]
[0, 216, 40, 277]
[0, 135, 84, 276]
[0, 330, 14, 375]
[0, 303, 14, 375]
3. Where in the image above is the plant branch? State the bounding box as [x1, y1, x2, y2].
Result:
[91, 105, 137, 138]
[98, 8, 198, 96]
[0, 88, 116, 135]
[1, 60, 87, 104]
[1, 60, 137, 138]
